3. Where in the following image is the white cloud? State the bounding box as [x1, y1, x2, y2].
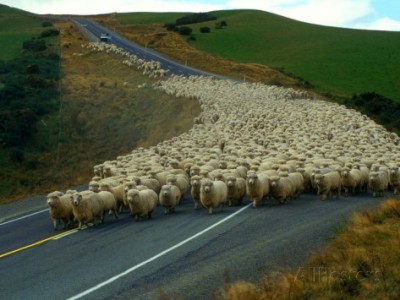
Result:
[355, 17, 400, 31]
[226, 0, 374, 28]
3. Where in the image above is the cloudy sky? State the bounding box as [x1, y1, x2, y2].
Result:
[2, 0, 400, 31]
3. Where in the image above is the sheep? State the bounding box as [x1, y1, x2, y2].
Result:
[268, 175, 294, 204]
[126, 188, 158, 221]
[97, 190, 118, 220]
[225, 175, 246, 206]
[131, 176, 161, 194]
[190, 175, 202, 209]
[245, 171, 269, 207]
[389, 166, 400, 194]
[340, 167, 362, 196]
[200, 178, 228, 214]
[99, 183, 125, 213]
[159, 184, 181, 214]
[89, 181, 100, 192]
[313, 171, 341, 200]
[70, 191, 104, 230]
[287, 171, 305, 198]
[166, 174, 190, 200]
[46, 191, 74, 230]
[368, 171, 389, 197]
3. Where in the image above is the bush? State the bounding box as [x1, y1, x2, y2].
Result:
[200, 27, 211, 33]
[176, 13, 217, 26]
[178, 26, 193, 36]
[215, 21, 228, 29]
[42, 21, 53, 27]
[164, 23, 178, 32]
[41, 28, 60, 38]
[22, 39, 47, 52]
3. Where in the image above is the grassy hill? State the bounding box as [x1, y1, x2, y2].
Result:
[0, 7, 201, 203]
[114, 9, 400, 102]
[0, 5, 46, 61]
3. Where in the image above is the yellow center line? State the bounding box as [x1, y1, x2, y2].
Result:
[0, 228, 79, 259]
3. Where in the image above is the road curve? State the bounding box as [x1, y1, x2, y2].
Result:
[72, 18, 221, 78]
[0, 191, 387, 299]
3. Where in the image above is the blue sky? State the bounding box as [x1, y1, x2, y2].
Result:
[2, 0, 400, 31]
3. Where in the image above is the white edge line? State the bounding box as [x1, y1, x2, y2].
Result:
[67, 203, 252, 300]
[0, 209, 48, 226]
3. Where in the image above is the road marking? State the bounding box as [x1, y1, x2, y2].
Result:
[67, 203, 252, 300]
[0, 228, 79, 259]
[0, 209, 48, 226]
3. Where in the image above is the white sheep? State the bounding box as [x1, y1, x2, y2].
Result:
[70, 191, 104, 230]
[126, 188, 158, 221]
[166, 174, 190, 200]
[340, 167, 362, 196]
[190, 175, 202, 209]
[159, 184, 181, 214]
[287, 171, 305, 198]
[245, 171, 269, 207]
[389, 166, 400, 194]
[200, 178, 228, 214]
[225, 175, 246, 206]
[368, 171, 389, 197]
[97, 190, 118, 220]
[313, 171, 341, 200]
[46, 191, 74, 230]
[99, 183, 125, 213]
[268, 175, 294, 204]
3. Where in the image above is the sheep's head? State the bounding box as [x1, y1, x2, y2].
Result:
[314, 174, 324, 186]
[161, 185, 172, 197]
[127, 190, 139, 203]
[201, 179, 213, 193]
[191, 176, 201, 187]
[226, 177, 236, 187]
[71, 194, 82, 206]
[47, 196, 58, 208]
[246, 173, 258, 185]
[269, 176, 280, 187]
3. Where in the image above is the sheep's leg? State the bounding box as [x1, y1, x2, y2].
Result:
[208, 207, 213, 214]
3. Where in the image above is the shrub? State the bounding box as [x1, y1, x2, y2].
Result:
[42, 21, 53, 27]
[41, 28, 60, 38]
[216, 21, 228, 29]
[176, 13, 217, 26]
[200, 26, 211, 33]
[164, 23, 178, 32]
[22, 39, 47, 52]
[178, 26, 193, 36]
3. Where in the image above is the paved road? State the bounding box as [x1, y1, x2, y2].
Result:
[0, 191, 387, 299]
[72, 18, 220, 78]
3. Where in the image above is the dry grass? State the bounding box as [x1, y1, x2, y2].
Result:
[216, 198, 400, 299]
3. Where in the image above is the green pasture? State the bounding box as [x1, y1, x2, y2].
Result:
[0, 5, 44, 60]
[117, 9, 400, 102]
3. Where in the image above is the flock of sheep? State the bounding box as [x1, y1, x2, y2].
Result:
[46, 42, 400, 230]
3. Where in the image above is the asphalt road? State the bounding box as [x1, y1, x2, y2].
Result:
[72, 18, 220, 78]
[0, 191, 388, 299]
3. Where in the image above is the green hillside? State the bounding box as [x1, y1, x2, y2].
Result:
[116, 9, 400, 102]
[0, 5, 47, 60]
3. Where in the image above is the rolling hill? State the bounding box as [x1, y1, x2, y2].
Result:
[112, 9, 400, 102]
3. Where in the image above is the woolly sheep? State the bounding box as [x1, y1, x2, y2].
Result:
[46, 191, 74, 230]
[190, 175, 202, 209]
[99, 183, 125, 213]
[225, 175, 246, 206]
[340, 167, 362, 196]
[159, 184, 181, 214]
[70, 191, 104, 230]
[166, 174, 190, 200]
[200, 178, 228, 214]
[368, 171, 389, 197]
[97, 190, 118, 220]
[313, 171, 341, 200]
[269, 175, 294, 204]
[287, 171, 305, 198]
[245, 171, 269, 207]
[126, 189, 158, 221]
[389, 166, 400, 194]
